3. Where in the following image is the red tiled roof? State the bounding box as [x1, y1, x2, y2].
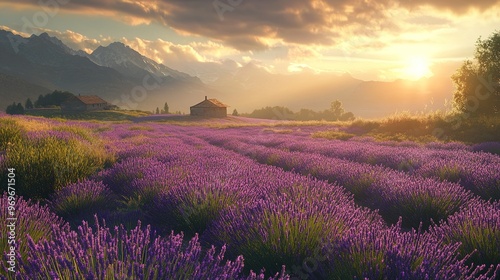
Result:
[191, 98, 228, 108]
[75, 95, 108, 105]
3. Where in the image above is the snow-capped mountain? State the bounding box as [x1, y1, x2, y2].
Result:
[91, 42, 194, 81]
[0, 30, 209, 111]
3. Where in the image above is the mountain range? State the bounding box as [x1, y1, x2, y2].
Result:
[0, 29, 456, 117]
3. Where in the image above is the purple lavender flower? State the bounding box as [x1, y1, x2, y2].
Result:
[14, 216, 289, 279]
[50, 180, 117, 220]
[431, 200, 500, 268]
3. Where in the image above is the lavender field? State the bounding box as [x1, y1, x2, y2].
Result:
[1, 115, 499, 279]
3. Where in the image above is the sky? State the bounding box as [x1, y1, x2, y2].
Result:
[0, 0, 499, 82]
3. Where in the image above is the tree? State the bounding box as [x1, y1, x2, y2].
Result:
[339, 112, 355, 121]
[164, 102, 169, 114]
[34, 94, 44, 108]
[248, 106, 295, 120]
[6, 102, 24, 115]
[156, 107, 160, 114]
[232, 109, 239, 116]
[34, 90, 75, 108]
[452, 31, 500, 115]
[296, 108, 318, 121]
[25, 98, 34, 109]
[330, 100, 345, 118]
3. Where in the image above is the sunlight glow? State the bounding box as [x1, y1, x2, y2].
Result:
[402, 56, 433, 80]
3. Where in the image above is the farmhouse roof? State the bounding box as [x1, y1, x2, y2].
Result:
[190, 96, 228, 108]
[74, 95, 108, 105]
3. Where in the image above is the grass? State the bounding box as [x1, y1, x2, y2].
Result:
[0, 194, 69, 268]
[312, 130, 356, 140]
[151, 187, 237, 238]
[0, 117, 114, 200]
[128, 111, 498, 144]
[308, 112, 500, 144]
[26, 109, 152, 121]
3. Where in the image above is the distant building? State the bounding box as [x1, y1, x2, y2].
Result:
[61, 95, 110, 112]
[190, 96, 228, 118]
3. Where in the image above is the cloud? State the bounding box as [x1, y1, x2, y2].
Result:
[121, 37, 206, 64]
[4, 0, 499, 52]
[32, 28, 112, 53]
[398, 0, 500, 14]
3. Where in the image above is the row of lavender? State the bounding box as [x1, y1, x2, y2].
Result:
[2, 120, 499, 279]
[179, 125, 500, 270]
[97, 123, 499, 276]
[195, 126, 500, 200]
[0, 195, 286, 280]
[1, 122, 288, 279]
[194, 129, 473, 228]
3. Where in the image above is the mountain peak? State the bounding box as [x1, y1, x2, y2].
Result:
[107, 41, 128, 49]
[90, 41, 193, 81]
[39, 32, 50, 39]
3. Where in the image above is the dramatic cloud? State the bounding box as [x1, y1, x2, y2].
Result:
[4, 0, 499, 52]
[398, 0, 500, 14]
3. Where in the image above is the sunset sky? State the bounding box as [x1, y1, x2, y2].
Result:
[1, 0, 499, 82]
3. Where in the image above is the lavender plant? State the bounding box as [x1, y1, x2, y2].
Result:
[328, 221, 498, 279]
[49, 180, 117, 226]
[205, 182, 384, 277]
[0, 194, 69, 275]
[13, 216, 289, 280]
[431, 200, 500, 268]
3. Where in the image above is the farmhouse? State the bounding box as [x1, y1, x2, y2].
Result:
[61, 95, 109, 112]
[190, 96, 228, 118]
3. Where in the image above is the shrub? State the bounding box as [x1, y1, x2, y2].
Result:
[371, 176, 475, 229]
[206, 183, 383, 277]
[150, 180, 240, 237]
[50, 180, 117, 224]
[431, 200, 500, 268]
[96, 157, 168, 197]
[0, 194, 69, 272]
[0, 118, 23, 151]
[329, 222, 498, 279]
[13, 216, 288, 279]
[5, 135, 110, 199]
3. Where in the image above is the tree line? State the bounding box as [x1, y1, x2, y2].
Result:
[6, 90, 75, 115]
[243, 100, 355, 121]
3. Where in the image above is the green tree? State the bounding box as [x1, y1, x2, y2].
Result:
[248, 106, 295, 120]
[156, 107, 160, 114]
[25, 98, 34, 109]
[330, 100, 345, 118]
[34, 91, 74, 108]
[452, 31, 500, 115]
[339, 111, 355, 121]
[164, 102, 169, 114]
[6, 102, 25, 115]
[232, 109, 239, 116]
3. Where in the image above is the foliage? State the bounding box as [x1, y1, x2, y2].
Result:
[247, 106, 296, 120]
[49, 180, 117, 225]
[0, 194, 69, 268]
[5, 103, 24, 115]
[452, 31, 500, 115]
[431, 200, 500, 268]
[24, 98, 33, 110]
[34, 90, 74, 108]
[0, 118, 23, 150]
[329, 222, 496, 280]
[0, 118, 112, 199]
[246, 101, 355, 121]
[163, 102, 169, 114]
[1, 116, 500, 279]
[12, 216, 286, 280]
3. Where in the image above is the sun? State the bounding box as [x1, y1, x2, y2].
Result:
[402, 56, 433, 80]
